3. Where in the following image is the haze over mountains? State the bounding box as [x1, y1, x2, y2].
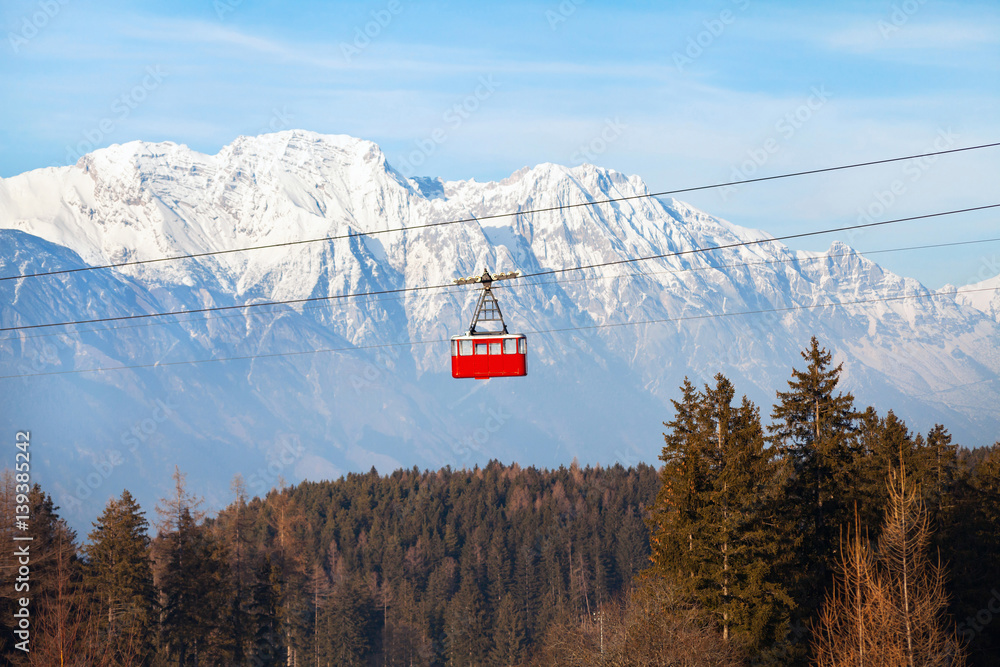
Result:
[1, 130, 998, 530]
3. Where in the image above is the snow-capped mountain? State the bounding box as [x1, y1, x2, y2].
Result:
[1, 131, 998, 529]
[954, 274, 1000, 323]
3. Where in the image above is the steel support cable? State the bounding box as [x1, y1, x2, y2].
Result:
[2, 285, 996, 380]
[2, 141, 998, 282]
[2, 203, 997, 334]
[4, 234, 999, 343]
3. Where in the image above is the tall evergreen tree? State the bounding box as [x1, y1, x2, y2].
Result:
[154, 469, 230, 665]
[247, 555, 282, 666]
[924, 424, 960, 527]
[949, 443, 1000, 666]
[316, 577, 379, 666]
[491, 591, 527, 665]
[445, 573, 490, 666]
[855, 410, 921, 532]
[769, 337, 858, 627]
[216, 474, 255, 663]
[85, 489, 156, 664]
[649, 377, 708, 581]
[651, 375, 791, 656]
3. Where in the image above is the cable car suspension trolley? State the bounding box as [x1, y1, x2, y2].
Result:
[450, 269, 527, 379]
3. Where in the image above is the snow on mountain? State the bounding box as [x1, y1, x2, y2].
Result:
[1, 130, 998, 530]
[953, 273, 1000, 322]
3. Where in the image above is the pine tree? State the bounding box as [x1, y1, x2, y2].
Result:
[316, 577, 379, 665]
[218, 474, 254, 662]
[649, 377, 709, 581]
[247, 555, 282, 666]
[154, 468, 230, 664]
[491, 592, 526, 666]
[84, 489, 156, 664]
[769, 337, 858, 626]
[650, 375, 791, 655]
[925, 424, 959, 528]
[445, 573, 490, 665]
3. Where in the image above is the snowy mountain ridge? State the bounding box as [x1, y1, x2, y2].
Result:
[1, 130, 998, 529]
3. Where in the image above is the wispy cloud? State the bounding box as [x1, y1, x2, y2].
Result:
[826, 19, 999, 55]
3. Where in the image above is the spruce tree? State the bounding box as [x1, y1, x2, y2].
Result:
[651, 375, 791, 655]
[154, 468, 230, 664]
[316, 577, 379, 666]
[649, 377, 709, 581]
[949, 443, 1000, 666]
[855, 410, 919, 533]
[769, 337, 858, 626]
[445, 573, 490, 665]
[85, 489, 156, 664]
[247, 555, 282, 665]
[924, 424, 959, 527]
[491, 592, 526, 666]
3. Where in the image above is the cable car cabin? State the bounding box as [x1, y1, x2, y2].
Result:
[451, 334, 527, 379]
[451, 269, 527, 379]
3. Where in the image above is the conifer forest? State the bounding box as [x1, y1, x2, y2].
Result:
[2, 338, 998, 666]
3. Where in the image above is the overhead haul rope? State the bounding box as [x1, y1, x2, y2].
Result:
[2, 141, 998, 283]
[2, 203, 997, 333]
[4, 234, 999, 343]
[2, 285, 996, 380]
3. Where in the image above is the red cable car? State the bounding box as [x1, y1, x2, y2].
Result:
[451, 269, 527, 379]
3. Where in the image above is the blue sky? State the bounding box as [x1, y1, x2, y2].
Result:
[2, 0, 998, 287]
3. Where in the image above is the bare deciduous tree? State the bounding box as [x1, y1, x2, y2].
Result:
[532, 574, 744, 666]
[814, 463, 965, 667]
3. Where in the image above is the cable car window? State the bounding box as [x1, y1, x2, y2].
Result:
[460, 340, 473, 356]
[518, 338, 527, 354]
[503, 339, 517, 354]
[489, 342, 501, 355]
[475, 343, 488, 355]
[452, 341, 458, 356]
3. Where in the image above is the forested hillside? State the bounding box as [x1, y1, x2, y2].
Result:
[0, 339, 997, 666]
[0, 462, 659, 665]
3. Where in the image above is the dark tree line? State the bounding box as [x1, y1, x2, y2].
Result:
[648, 337, 1000, 666]
[0, 336, 997, 666]
[0, 461, 657, 665]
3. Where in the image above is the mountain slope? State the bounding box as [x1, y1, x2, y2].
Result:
[1, 130, 998, 529]
[954, 273, 1000, 322]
